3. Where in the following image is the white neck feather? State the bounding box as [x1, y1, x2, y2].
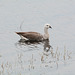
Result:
[44, 27, 49, 39]
[44, 28, 48, 34]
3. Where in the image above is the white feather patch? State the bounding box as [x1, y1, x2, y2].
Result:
[20, 35, 29, 40]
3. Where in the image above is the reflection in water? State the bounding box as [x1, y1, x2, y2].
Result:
[43, 39, 52, 52]
[15, 39, 52, 53]
[14, 39, 72, 72]
[15, 39, 71, 62]
[0, 40, 72, 75]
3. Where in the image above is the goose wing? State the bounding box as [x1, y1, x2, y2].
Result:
[16, 32, 43, 41]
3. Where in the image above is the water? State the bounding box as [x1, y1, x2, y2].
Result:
[0, 0, 75, 75]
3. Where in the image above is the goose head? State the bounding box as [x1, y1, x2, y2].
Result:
[44, 24, 52, 29]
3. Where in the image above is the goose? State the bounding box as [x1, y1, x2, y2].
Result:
[16, 24, 52, 42]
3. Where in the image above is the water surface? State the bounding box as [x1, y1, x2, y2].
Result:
[0, 0, 75, 75]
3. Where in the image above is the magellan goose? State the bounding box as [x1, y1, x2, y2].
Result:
[16, 24, 52, 42]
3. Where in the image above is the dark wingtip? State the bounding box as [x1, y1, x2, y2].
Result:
[15, 32, 19, 34]
[15, 32, 17, 34]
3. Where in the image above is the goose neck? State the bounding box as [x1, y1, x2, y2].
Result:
[44, 28, 48, 34]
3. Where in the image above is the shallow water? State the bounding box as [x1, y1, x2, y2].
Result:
[0, 0, 75, 75]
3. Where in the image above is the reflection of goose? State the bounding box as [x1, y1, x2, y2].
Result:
[43, 39, 51, 52]
[16, 24, 52, 42]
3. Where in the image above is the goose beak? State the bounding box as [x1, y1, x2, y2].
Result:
[49, 26, 52, 29]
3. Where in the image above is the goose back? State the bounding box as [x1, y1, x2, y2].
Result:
[16, 32, 44, 42]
